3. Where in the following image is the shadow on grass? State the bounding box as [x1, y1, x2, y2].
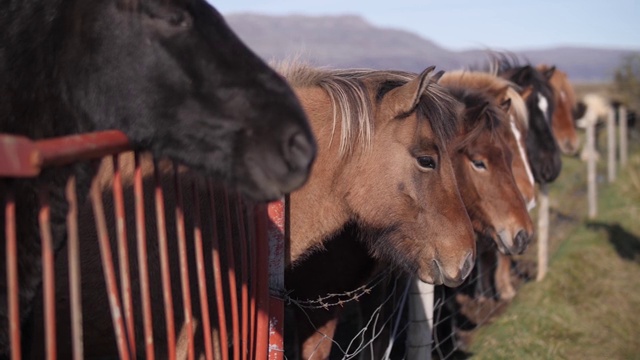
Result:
[587, 221, 640, 263]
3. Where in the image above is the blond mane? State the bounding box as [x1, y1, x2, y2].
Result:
[274, 61, 456, 157]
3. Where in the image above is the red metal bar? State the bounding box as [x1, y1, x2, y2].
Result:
[134, 153, 155, 360]
[253, 204, 269, 360]
[267, 200, 286, 360]
[112, 155, 136, 355]
[0, 134, 42, 177]
[37, 131, 130, 168]
[173, 167, 194, 360]
[192, 181, 214, 360]
[222, 190, 240, 360]
[207, 181, 229, 360]
[65, 176, 84, 360]
[234, 195, 249, 360]
[90, 177, 131, 360]
[38, 188, 56, 360]
[0, 131, 130, 177]
[5, 192, 21, 360]
[153, 162, 176, 360]
[247, 205, 257, 360]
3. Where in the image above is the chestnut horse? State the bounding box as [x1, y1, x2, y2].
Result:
[0, 0, 316, 356]
[537, 65, 581, 155]
[30, 64, 477, 358]
[440, 71, 538, 302]
[287, 70, 535, 359]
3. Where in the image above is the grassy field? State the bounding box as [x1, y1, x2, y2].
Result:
[467, 131, 640, 359]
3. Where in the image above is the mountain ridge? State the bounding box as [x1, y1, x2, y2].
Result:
[224, 13, 639, 82]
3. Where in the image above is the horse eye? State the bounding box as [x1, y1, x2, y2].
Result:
[417, 156, 437, 169]
[472, 160, 487, 170]
[169, 12, 190, 27]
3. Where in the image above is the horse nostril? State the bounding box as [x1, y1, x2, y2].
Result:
[460, 252, 474, 280]
[514, 230, 531, 254]
[284, 131, 316, 171]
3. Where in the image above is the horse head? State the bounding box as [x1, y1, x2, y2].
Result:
[439, 71, 534, 255]
[501, 64, 562, 184]
[347, 68, 475, 286]
[538, 64, 581, 155]
[445, 84, 534, 255]
[2, 0, 316, 201]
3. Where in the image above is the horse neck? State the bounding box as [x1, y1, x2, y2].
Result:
[288, 86, 353, 266]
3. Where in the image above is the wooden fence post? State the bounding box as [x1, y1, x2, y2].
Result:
[619, 106, 628, 167]
[584, 112, 599, 219]
[406, 279, 434, 360]
[536, 183, 550, 281]
[607, 106, 617, 182]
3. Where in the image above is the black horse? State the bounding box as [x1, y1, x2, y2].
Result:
[0, 0, 316, 356]
[490, 56, 562, 184]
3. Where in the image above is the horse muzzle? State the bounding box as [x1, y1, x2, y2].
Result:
[419, 252, 474, 287]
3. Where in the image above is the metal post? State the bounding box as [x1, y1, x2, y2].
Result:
[406, 279, 434, 360]
[536, 184, 550, 282]
[267, 199, 286, 360]
[619, 106, 628, 167]
[607, 106, 617, 182]
[585, 114, 599, 219]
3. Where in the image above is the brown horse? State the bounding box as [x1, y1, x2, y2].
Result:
[30, 64, 476, 359]
[439, 70, 535, 246]
[287, 70, 534, 359]
[282, 64, 475, 283]
[440, 71, 539, 301]
[537, 65, 580, 155]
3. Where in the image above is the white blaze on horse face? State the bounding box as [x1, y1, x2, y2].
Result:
[510, 116, 536, 211]
[538, 93, 550, 123]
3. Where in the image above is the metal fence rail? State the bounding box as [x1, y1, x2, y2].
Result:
[0, 130, 283, 360]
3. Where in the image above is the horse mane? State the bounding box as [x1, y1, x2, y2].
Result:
[441, 70, 529, 128]
[276, 62, 459, 157]
[482, 51, 526, 76]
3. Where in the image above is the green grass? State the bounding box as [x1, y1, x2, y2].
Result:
[467, 133, 640, 360]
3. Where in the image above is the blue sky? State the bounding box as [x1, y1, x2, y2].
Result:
[211, 0, 640, 51]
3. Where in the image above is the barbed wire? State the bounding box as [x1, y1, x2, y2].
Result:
[281, 268, 394, 310]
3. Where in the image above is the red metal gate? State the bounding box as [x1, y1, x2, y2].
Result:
[0, 130, 286, 360]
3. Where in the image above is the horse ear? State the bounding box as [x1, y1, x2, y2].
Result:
[500, 98, 512, 112]
[519, 85, 534, 100]
[467, 101, 490, 122]
[511, 65, 533, 85]
[385, 66, 436, 116]
[543, 66, 556, 80]
[432, 70, 445, 83]
[492, 85, 510, 103]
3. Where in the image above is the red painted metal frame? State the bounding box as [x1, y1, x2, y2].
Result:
[5, 192, 21, 360]
[267, 200, 287, 360]
[0, 130, 279, 359]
